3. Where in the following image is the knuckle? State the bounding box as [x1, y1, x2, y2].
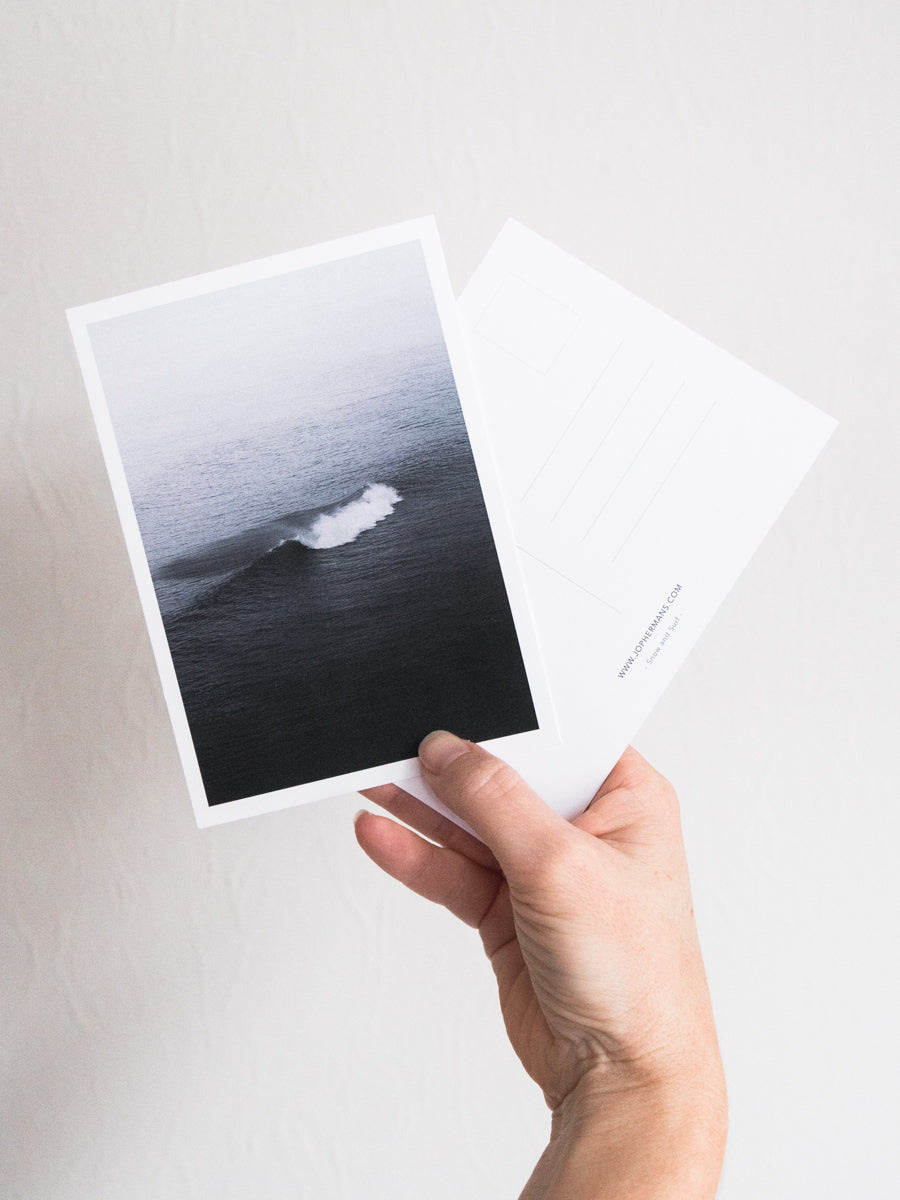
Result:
[518, 827, 587, 890]
[456, 752, 523, 805]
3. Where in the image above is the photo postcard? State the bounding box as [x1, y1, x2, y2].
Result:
[68, 218, 554, 826]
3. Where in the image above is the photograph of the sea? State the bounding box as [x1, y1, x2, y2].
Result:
[88, 240, 537, 806]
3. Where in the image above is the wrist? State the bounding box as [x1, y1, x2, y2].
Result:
[522, 1064, 727, 1200]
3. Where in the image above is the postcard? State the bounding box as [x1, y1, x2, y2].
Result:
[67, 218, 555, 826]
[401, 220, 837, 822]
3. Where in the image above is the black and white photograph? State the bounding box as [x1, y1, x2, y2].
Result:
[68, 221, 550, 824]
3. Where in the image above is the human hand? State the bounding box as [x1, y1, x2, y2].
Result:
[355, 732, 726, 1198]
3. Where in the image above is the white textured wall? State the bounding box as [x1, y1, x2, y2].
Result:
[3, 3, 898, 1197]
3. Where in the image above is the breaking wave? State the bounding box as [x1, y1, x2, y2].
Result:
[288, 483, 402, 549]
[156, 482, 404, 591]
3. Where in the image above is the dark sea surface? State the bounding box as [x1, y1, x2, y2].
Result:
[125, 340, 537, 806]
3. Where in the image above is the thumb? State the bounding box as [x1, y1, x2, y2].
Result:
[418, 731, 568, 874]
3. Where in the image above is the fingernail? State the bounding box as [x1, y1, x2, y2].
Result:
[418, 730, 470, 774]
[352, 809, 367, 825]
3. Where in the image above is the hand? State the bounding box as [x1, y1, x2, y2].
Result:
[355, 732, 726, 1198]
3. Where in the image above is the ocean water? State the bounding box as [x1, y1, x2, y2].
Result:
[112, 335, 537, 806]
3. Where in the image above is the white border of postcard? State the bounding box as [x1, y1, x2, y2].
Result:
[67, 217, 556, 827]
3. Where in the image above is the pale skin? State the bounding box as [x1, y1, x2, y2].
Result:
[355, 731, 727, 1199]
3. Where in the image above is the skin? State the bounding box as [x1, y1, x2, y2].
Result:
[355, 731, 727, 1199]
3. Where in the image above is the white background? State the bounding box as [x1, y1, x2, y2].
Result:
[2, 3, 898, 1197]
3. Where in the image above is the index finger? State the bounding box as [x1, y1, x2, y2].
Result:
[360, 781, 499, 870]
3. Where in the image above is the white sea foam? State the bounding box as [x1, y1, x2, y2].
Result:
[293, 483, 402, 549]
